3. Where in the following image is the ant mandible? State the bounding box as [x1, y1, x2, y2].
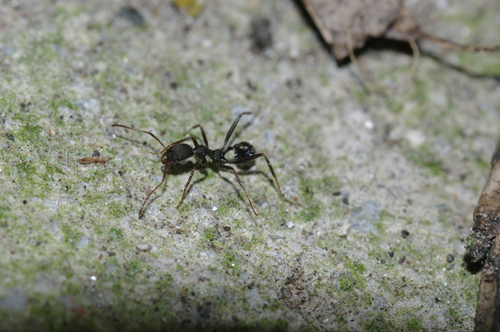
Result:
[112, 112, 296, 218]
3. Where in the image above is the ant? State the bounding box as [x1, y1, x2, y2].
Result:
[112, 112, 296, 218]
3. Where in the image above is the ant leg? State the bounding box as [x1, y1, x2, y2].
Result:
[184, 125, 209, 147]
[165, 136, 199, 149]
[222, 112, 253, 151]
[228, 153, 297, 206]
[152, 136, 200, 156]
[220, 165, 258, 216]
[113, 124, 200, 153]
[176, 166, 207, 209]
[112, 124, 166, 149]
[139, 164, 168, 218]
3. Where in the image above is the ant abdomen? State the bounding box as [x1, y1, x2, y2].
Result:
[233, 142, 256, 170]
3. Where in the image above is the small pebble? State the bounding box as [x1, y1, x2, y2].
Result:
[364, 120, 374, 130]
[199, 308, 210, 318]
[405, 129, 426, 148]
[336, 223, 350, 237]
[92, 150, 100, 157]
[136, 244, 152, 251]
[20, 102, 31, 111]
[388, 250, 394, 258]
[223, 226, 231, 232]
[7, 134, 15, 141]
[401, 230, 410, 238]
[349, 200, 380, 234]
[446, 254, 454, 263]
[250, 17, 273, 53]
[118, 6, 145, 26]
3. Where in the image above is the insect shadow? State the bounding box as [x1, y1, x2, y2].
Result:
[182, 167, 276, 209]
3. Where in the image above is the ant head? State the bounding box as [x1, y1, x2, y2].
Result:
[161, 153, 173, 165]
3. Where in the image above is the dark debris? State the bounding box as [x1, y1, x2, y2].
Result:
[118, 6, 145, 26]
[250, 17, 273, 53]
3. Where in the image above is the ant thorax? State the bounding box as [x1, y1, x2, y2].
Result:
[207, 148, 228, 166]
[192, 145, 210, 164]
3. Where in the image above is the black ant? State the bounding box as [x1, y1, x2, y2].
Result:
[112, 112, 296, 217]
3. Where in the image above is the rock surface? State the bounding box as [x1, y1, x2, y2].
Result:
[1, 0, 500, 330]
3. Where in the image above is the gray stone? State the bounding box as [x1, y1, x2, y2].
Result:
[0, 288, 26, 312]
[349, 200, 381, 233]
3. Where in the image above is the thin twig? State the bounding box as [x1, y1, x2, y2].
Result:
[417, 30, 500, 53]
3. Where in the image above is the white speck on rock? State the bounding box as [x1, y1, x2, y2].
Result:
[287, 222, 294, 228]
[336, 223, 350, 237]
[405, 129, 426, 148]
[364, 120, 374, 130]
[202, 39, 212, 48]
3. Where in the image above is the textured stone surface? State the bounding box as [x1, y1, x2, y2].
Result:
[1, 0, 500, 330]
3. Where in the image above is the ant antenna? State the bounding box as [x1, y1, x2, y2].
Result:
[222, 112, 253, 151]
[112, 124, 166, 150]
